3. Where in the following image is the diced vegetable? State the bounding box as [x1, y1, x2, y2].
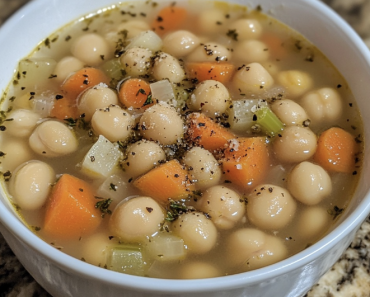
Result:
[18, 58, 57, 89]
[125, 30, 163, 52]
[29, 90, 56, 118]
[118, 78, 153, 109]
[44, 174, 102, 239]
[50, 95, 79, 120]
[96, 173, 131, 208]
[101, 58, 124, 81]
[146, 233, 186, 262]
[314, 127, 358, 173]
[150, 80, 175, 105]
[133, 159, 194, 203]
[227, 99, 267, 133]
[151, 6, 187, 35]
[186, 62, 235, 84]
[81, 135, 123, 178]
[254, 106, 285, 137]
[107, 245, 145, 276]
[186, 112, 235, 151]
[222, 137, 270, 190]
[61, 67, 110, 100]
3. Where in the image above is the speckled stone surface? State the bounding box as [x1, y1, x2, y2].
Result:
[1, 0, 370, 296]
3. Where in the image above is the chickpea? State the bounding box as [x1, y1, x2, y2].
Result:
[227, 19, 263, 40]
[81, 232, 118, 267]
[0, 138, 32, 172]
[163, 30, 200, 58]
[71, 33, 111, 66]
[120, 47, 152, 77]
[139, 103, 184, 145]
[117, 20, 151, 39]
[4, 109, 40, 138]
[247, 184, 296, 230]
[179, 261, 221, 279]
[124, 140, 166, 179]
[183, 147, 221, 189]
[54, 56, 84, 82]
[109, 196, 164, 243]
[91, 105, 134, 142]
[198, 185, 244, 230]
[233, 63, 274, 95]
[189, 80, 230, 118]
[296, 207, 330, 238]
[273, 126, 317, 163]
[233, 40, 269, 64]
[197, 9, 226, 34]
[29, 120, 78, 157]
[187, 42, 231, 62]
[152, 53, 185, 83]
[300, 87, 343, 125]
[172, 211, 217, 254]
[270, 99, 309, 126]
[10, 160, 55, 210]
[288, 161, 332, 205]
[227, 228, 287, 270]
[78, 84, 119, 121]
[277, 70, 313, 98]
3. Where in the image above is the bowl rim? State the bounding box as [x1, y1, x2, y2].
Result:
[1, 0, 370, 294]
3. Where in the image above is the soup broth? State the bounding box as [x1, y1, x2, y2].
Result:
[0, 0, 363, 279]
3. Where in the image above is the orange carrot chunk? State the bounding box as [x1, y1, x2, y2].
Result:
[61, 67, 109, 100]
[186, 62, 235, 84]
[118, 78, 152, 109]
[222, 137, 270, 190]
[314, 127, 358, 173]
[186, 112, 235, 152]
[151, 6, 187, 35]
[44, 174, 102, 239]
[133, 159, 194, 203]
[50, 95, 79, 120]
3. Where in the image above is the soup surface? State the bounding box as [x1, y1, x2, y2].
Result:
[0, 0, 363, 279]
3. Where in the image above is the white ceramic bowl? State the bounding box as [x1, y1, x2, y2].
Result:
[1, 0, 370, 296]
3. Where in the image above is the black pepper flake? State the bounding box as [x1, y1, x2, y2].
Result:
[65, 35, 71, 41]
[83, 79, 89, 85]
[79, 188, 84, 192]
[174, 174, 180, 178]
[3, 171, 11, 181]
[128, 178, 133, 183]
[0, 151, 5, 157]
[352, 171, 358, 175]
[90, 156, 95, 162]
[100, 55, 105, 60]
[337, 84, 342, 88]
[55, 94, 64, 100]
[349, 103, 353, 107]
[146, 207, 154, 213]
[49, 74, 57, 79]
[157, 16, 163, 22]
[0, 126, 6, 131]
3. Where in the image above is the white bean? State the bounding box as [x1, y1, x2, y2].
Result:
[179, 261, 221, 279]
[162, 30, 200, 58]
[139, 103, 184, 145]
[29, 120, 78, 157]
[71, 33, 111, 66]
[227, 19, 263, 40]
[124, 140, 166, 179]
[4, 109, 40, 138]
[247, 184, 296, 230]
[270, 99, 309, 126]
[91, 105, 134, 142]
[152, 53, 185, 83]
[54, 56, 84, 82]
[172, 211, 217, 254]
[183, 147, 221, 189]
[81, 232, 117, 267]
[117, 20, 151, 39]
[233, 40, 269, 64]
[233, 62, 274, 95]
[120, 47, 152, 77]
[187, 42, 231, 62]
[296, 207, 330, 238]
[288, 161, 332, 205]
[277, 70, 313, 98]
[10, 160, 55, 210]
[190, 80, 230, 118]
[273, 126, 317, 163]
[300, 87, 343, 125]
[109, 196, 164, 243]
[197, 9, 226, 35]
[0, 138, 32, 172]
[78, 84, 119, 121]
[198, 185, 244, 230]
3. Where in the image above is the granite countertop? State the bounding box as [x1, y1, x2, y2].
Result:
[1, 0, 370, 296]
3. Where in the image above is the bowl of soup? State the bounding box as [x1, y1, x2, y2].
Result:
[0, 0, 370, 296]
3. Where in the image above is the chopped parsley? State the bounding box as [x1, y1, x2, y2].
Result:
[95, 197, 113, 218]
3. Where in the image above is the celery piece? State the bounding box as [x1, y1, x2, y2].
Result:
[107, 245, 145, 276]
[146, 233, 186, 262]
[102, 58, 124, 80]
[254, 106, 284, 137]
[150, 80, 175, 105]
[18, 58, 57, 89]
